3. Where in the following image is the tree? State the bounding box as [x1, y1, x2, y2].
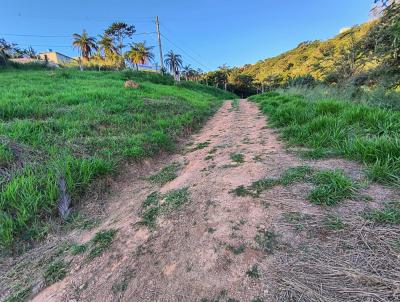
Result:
[97, 33, 117, 57]
[203, 70, 227, 87]
[331, 33, 366, 83]
[105, 22, 135, 55]
[365, 2, 400, 66]
[0, 38, 17, 58]
[164, 50, 183, 81]
[0, 49, 7, 66]
[72, 30, 97, 60]
[125, 42, 155, 70]
[182, 65, 193, 81]
[25, 46, 37, 59]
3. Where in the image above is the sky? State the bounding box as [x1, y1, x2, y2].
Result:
[2, 0, 374, 71]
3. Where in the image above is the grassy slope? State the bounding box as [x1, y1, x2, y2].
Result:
[0, 68, 235, 247]
[241, 22, 374, 82]
[250, 92, 400, 185]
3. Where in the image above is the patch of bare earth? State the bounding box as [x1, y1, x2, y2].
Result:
[2, 100, 399, 302]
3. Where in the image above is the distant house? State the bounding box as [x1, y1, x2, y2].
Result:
[38, 50, 74, 65]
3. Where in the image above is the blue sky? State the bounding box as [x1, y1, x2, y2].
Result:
[2, 0, 373, 71]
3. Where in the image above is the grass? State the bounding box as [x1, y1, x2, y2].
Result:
[87, 229, 117, 260]
[227, 243, 246, 255]
[255, 229, 279, 254]
[363, 201, 400, 224]
[309, 170, 354, 205]
[111, 269, 134, 295]
[139, 188, 190, 227]
[283, 211, 313, 231]
[230, 99, 239, 111]
[323, 214, 346, 230]
[246, 264, 260, 278]
[249, 92, 400, 186]
[230, 153, 245, 163]
[70, 243, 87, 255]
[148, 162, 180, 185]
[230, 166, 313, 197]
[0, 143, 13, 165]
[192, 141, 210, 151]
[0, 68, 234, 248]
[3, 285, 31, 302]
[232, 166, 355, 205]
[43, 259, 68, 285]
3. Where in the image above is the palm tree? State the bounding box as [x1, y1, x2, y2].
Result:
[72, 30, 97, 60]
[125, 42, 155, 70]
[97, 34, 117, 58]
[164, 50, 183, 81]
[182, 65, 193, 81]
[25, 46, 37, 59]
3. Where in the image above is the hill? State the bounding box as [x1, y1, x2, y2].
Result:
[0, 68, 234, 248]
[241, 21, 375, 83]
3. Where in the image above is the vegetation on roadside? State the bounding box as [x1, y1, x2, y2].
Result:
[232, 165, 355, 206]
[0, 69, 234, 248]
[250, 92, 400, 186]
[363, 201, 400, 224]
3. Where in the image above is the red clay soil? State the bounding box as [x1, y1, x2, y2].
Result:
[23, 100, 400, 302]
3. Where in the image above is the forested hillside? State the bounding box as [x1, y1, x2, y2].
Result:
[241, 22, 375, 83]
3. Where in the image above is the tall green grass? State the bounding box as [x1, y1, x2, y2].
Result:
[250, 92, 400, 185]
[0, 68, 235, 248]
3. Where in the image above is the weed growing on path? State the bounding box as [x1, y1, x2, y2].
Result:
[230, 153, 245, 164]
[87, 229, 117, 260]
[309, 170, 355, 205]
[148, 162, 181, 185]
[323, 214, 346, 230]
[232, 166, 355, 205]
[255, 229, 279, 254]
[140, 188, 190, 227]
[43, 259, 68, 285]
[192, 141, 211, 151]
[363, 201, 400, 224]
[246, 264, 260, 278]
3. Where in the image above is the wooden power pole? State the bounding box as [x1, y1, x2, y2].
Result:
[156, 16, 164, 70]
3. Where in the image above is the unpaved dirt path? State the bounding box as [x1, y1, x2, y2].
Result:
[29, 100, 400, 302]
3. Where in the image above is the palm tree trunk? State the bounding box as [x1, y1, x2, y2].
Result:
[136, 64, 139, 71]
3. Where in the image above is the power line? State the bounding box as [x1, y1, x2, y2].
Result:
[0, 32, 157, 38]
[160, 33, 210, 70]
[159, 23, 204, 60]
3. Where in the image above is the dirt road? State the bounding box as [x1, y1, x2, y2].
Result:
[30, 100, 400, 302]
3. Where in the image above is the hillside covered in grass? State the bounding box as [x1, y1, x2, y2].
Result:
[241, 22, 375, 83]
[0, 68, 235, 248]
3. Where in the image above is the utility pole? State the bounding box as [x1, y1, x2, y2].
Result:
[156, 16, 164, 70]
